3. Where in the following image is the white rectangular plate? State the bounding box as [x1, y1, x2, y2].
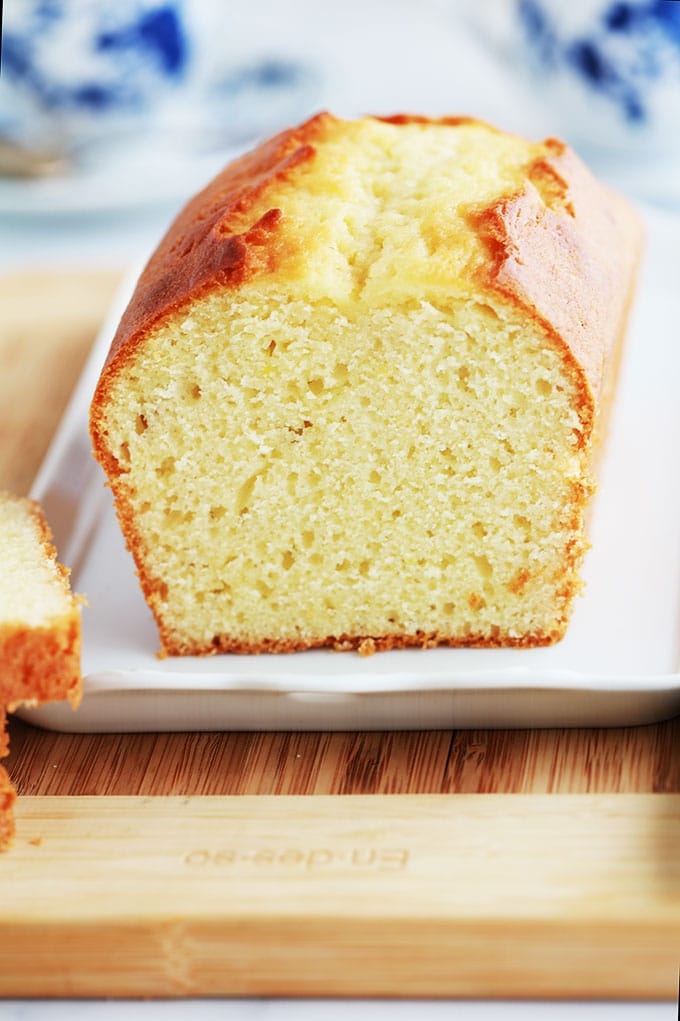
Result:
[18, 206, 680, 732]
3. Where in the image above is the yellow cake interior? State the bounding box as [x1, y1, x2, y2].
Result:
[102, 292, 588, 651]
[0, 497, 71, 628]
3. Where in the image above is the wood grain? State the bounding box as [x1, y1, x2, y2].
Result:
[6, 716, 680, 796]
[0, 270, 121, 496]
[1, 268, 679, 799]
[2, 794, 679, 998]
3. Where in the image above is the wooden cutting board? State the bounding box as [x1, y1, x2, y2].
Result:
[1, 270, 679, 1000]
[3, 793, 680, 999]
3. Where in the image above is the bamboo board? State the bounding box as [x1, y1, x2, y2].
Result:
[2, 793, 680, 999]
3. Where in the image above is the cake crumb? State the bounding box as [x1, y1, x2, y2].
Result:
[358, 638, 376, 657]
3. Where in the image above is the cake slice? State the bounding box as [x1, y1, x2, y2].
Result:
[90, 113, 642, 656]
[0, 710, 15, 850]
[0, 493, 81, 708]
[0, 493, 82, 850]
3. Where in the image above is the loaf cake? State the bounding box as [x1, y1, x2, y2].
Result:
[90, 113, 641, 656]
[0, 492, 82, 849]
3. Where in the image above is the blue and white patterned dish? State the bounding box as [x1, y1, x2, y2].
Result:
[0, 1, 191, 148]
[517, 0, 680, 159]
[0, 0, 320, 169]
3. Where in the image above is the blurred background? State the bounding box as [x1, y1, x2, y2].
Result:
[1, 0, 679, 267]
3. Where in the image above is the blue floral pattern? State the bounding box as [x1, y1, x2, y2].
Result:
[1, 1, 188, 115]
[518, 0, 680, 123]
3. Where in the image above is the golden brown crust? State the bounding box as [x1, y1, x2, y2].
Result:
[158, 626, 565, 658]
[1, 709, 15, 851]
[468, 138, 642, 437]
[0, 615, 81, 709]
[0, 763, 16, 851]
[0, 708, 8, 759]
[377, 113, 494, 130]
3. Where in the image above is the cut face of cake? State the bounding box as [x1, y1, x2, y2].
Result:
[90, 113, 642, 656]
[0, 493, 82, 707]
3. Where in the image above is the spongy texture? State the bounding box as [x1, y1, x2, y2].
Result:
[91, 114, 642, 656]
[0, 493, 81, 706]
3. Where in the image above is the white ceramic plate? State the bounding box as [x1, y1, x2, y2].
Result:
[17, 205, 680, 732]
